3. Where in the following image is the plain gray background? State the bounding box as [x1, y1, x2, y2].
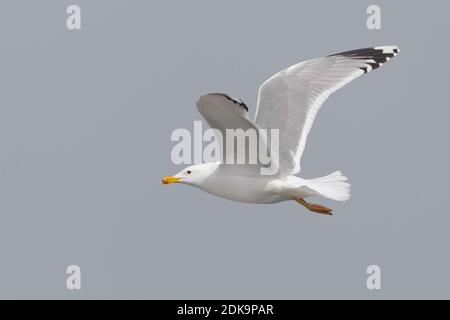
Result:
[0, 0, 448, 299]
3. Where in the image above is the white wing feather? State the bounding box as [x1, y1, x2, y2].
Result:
[254, 46, 399, 175]
[197, 93, 263, 165]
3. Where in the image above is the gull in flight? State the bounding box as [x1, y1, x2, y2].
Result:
[162, 46, 399, 215]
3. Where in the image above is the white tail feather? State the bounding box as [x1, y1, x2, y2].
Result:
[306, 171, 351, 201]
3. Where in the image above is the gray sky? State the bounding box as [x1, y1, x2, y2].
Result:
[0, 0, 448, 299]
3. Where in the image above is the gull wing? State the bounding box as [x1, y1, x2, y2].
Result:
[254, 46, 399, 175]
[196, 93, 266, 165]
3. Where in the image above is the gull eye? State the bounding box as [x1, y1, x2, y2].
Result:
[187, 170, 192, 174]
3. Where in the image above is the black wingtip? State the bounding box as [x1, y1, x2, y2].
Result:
[328, 46, 399, 74]
[208, 93, 248, 112]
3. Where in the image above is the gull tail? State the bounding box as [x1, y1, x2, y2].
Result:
[305, 171, 351, 201]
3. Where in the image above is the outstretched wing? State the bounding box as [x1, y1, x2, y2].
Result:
[197, 93, 264, 165]
[254, 46, 399, 175]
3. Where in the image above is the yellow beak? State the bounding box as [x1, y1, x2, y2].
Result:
[161, 176, 181, 185]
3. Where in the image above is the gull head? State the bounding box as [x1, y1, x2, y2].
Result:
[161, 163, 216, 187]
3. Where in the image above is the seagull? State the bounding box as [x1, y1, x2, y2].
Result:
[162, 46, 399, 215]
